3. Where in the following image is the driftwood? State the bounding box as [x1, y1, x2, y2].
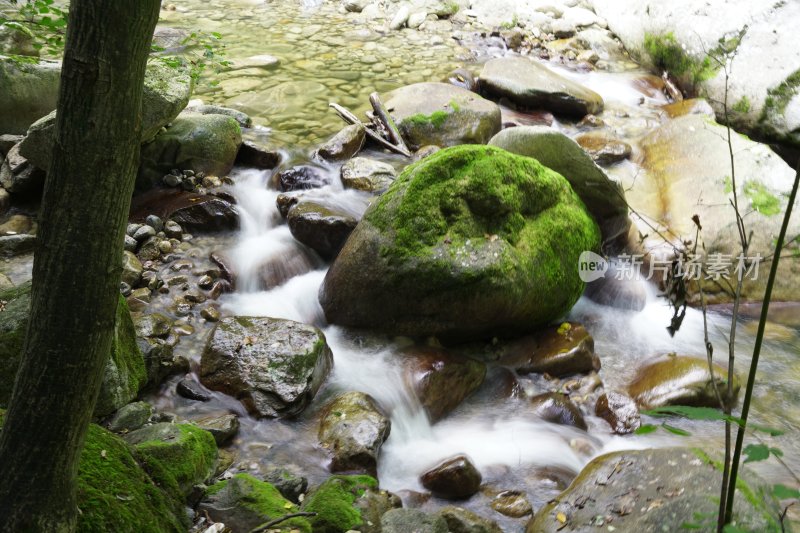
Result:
[369, 91, 410, 154]
[329, 102, 412, 158]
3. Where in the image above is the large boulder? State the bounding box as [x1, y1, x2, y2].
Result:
[199, 316, 333, 418]
[200, 474, 312, 532]
[627, 354, 739, 410]
[632, 114, 800, 303]
[137, 112, 242, 190]
[18, 62, 192, 171]
[0, 57, 60, 135]
[383, 82, 501, 149]
[489, 126, 630, 248]
[318, 391, 391, 476]
[479, 57, 604, 117]
[319, 145, 601, 340]
[0, 283, 146, 417]
[0, 143, 45, 196]
[527, 447, 785, 532]
[590, 0, 800, 147]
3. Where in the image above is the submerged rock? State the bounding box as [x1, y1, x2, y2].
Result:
[490, 490, 533, 518]
[319, 145, 600, 340]
[277, 165, 329, 192]
[501, 322, 600, 378]
[200, 316, 333, 418]
[340, 156, 396, 193]
[382, 509, 449, 533]
[287, 200, 358, 260]
[489, 126, 629, 248]
[479, 57, 603, 117]
[318, 391, 391, 476]
[527, 447, 785, 532]
[529, 392, 587, 430]
[383, 82, 501, 149]
[405, 347, 486, 422]
[575, 132, 632, 165]
[200, 473, 312, 533]
[420, 454, 482, 500]
[627, 355, 739, 410]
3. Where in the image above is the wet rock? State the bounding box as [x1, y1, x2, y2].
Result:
[662, 98, 716, 118]
[314, 124, 366, 162]
[133, 312, 173, 339]
[636, 115, 800, 303]
[200, 306, 221, 322]
[0, 143, 45, 197]
[263, 467, 308, 503]
[236, 139, 281, 169]
[276, 192, 301, 217]
[503, 322, 599, 378]
[490, 490, 533, 518]
[382, 509, 449, 533]
[301, 475, 388, 533]
[595, 391, 640, 434]
[194, 413, 240, 445]
[529, 392, 587, 430]
[405, 347, 486, 422]
[18, 62, 191, 170]
[138, 337, 188, 387]
[132, 224, 156, 242]
[479, 57, 603, 117]
[0, 214, 33, 236]
[527, 447, 784, 532]
[123, 422, 217, 497]
[319, 391, 391, 476]
[176, 378, 211, 402]
[445, 68, 478, 92]
[287, 200, 358, 260]
[438, 506, 502, 533]
[421, 455, 482, 500]
[0, 233, 35, 256]
[354, 486, 403, 533]
[209, 250, 236, 285]
[200, 316, 333, 418]
[575, 132, 632, 165]
[340, 156, 396, 193]
[106, 401, 152, 433]
[627, 355, 739, 410]
[383, 82, 501, 149]
[489, 126, 629, 248]
[277, 165, 328, 192]
[130, 189, 238, 233]
[200, 473, 312, 532]
[137, 111, 242, 191]
[320, 145, 600, 340]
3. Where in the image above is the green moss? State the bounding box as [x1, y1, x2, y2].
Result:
[643, 32, 717, 85]
[301, 475, 378, 533]
[408, 110, 450, 129]
[128, 423, 218, 501]
[76, 425, 187, 532]
[205, 474, 311, 532]
[763, 69, 800, 116]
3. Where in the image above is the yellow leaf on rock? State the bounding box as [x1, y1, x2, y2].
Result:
[556, 512, 567, 523]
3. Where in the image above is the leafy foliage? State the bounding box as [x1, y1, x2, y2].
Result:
[0, 0, 68, 57]
[150, 30, 231, 86]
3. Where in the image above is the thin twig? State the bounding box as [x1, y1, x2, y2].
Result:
[329, 102, 412, 157]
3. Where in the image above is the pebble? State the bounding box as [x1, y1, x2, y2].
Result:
[133, 225, 156, 242]
[176, 378, 211, 402]
[201, 306, 221, 322]
[145, 215, 164, 232]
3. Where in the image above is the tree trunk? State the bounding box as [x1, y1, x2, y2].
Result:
[0, 0, 160, 531]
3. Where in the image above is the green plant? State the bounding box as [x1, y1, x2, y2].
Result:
[0, 0, 68, 57]
[150, 30, 231, 86]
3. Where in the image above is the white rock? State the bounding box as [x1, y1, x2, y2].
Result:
[389, 5, 411, 29]
[407, 10, 427, 28]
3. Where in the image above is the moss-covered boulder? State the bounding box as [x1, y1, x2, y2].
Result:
[0, 57, 60, 135]
[123, 422, 218, 499]
[627, 355, 739, 410]
[383, 82, 501, 149]
[76, 424, 188, 532]
[527, 448, 784, 532]
[200, 316, 333, 418]
[199, 474, 312, 532]
[319, 145, 601, 341]
[137, 111, 242, 191]
[0, 283, 146, 417]
[301, 475, 398, 533]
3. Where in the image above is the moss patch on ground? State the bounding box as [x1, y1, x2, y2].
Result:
[301, 475, 378, 533]
[643, 32, 717, 85]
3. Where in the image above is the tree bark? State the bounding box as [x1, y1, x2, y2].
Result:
[0, 1, 160, 531]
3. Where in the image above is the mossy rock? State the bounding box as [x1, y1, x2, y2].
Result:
[527, 447, 784, 532]
[123, 422, 218, 500]
[319, 145, 601, 341]
[200, 473, 312, 532]
[0, 283, 146, 417]
[0, 413, 187, 532]
[301, 475, 380, 533]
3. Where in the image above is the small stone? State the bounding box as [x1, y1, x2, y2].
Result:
[123, 234, 138, 252]
[595, 391, 641, 434]
[133, 225, 156, 242]
[175, 302, 191, 316]
[129, 288, 151, 303]
[163, 173, 182, 187]
[195, 413, 240, 445]
[529, 392, 587, 430]
[157, 240, 173, 254]
[126, 223, 142, 237]
[167, 275, 189, 287]
[164, 220, 183, 239]
[106, 401, 152, 433]
[420, 455, 482, 500]
[201, 306, 221, 322]
[184, 289, 207, 304]
[198, 275, 214, 289]
[263, 467, 308, 503]
[145, 215, 164, 232]
[490, 490, 532, 518]
[119, 282, 132, 296]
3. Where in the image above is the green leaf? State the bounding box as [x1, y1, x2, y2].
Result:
[661, 423, 691, 436]
[773, 484, 800, 500]
[634, 424, 658, 435]
[723, 176, 733, 194]
[743, 443, 770, 463]
[643, 406, 733, 421]
[722, 525, 749, 533]
[750, 423, 785, 436]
